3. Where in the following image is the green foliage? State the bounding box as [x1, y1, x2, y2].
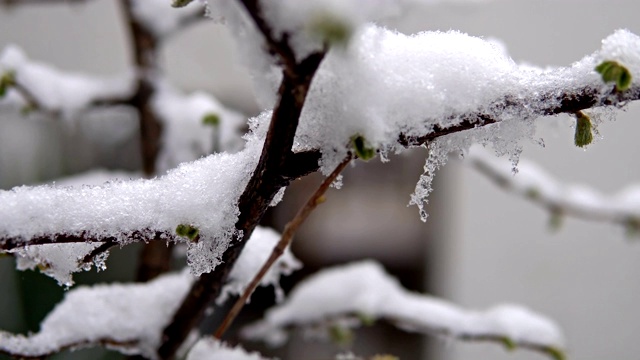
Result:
[351, 134, 376, 161]
[171, 0, 196, 8]
[574, 111, 593, 148]
[309, 13, 353, 46]
[356, 312, 376, 326]
[328, 324, 354, 345]
[202, 113, 221, 127]
[546, 346, 567, 360]
[501, 337, 516, 351]
[595, 60, 632, 91]
[0, 70, 16, 98]
[175, 224, 199, 241]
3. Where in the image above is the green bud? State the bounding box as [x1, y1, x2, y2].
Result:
[574, 111, 593, 148]
[176, 224, 199, 241]
[371, 355, 399, 360]
[501, 337, 516, 351]
[549, 210, 563, 232]
[172, 0, 195, 8]
[0, 70, 16, 98]
[202, 113, 220, 127]
[547, 347, 566, 360]
[328, 324, 353, 345]
[624, 218, 640, 238]
[309, 13, 352, 46]
[356, 312, 376, 326]
[595, 60, 632, 91]
[351, 134, 376, 161]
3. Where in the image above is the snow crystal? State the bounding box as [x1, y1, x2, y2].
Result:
[0, 271, 194, 359]
[0, 141, 262, 276]
[219, 226, 302, 304]
[186, 337, 273, 360]
[152, 81, 246, 173]
[131, 0, 206, 37]
[0, 45, 134, 118]
[243, 260, 564, 352]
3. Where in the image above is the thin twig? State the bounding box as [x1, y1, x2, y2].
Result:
[214, 154, 352, 339]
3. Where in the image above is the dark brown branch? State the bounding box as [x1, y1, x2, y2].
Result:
[79, 240, 118, 266]
[156, 2, 327, 358]
[214, 154, 352, 339]
[0, 230, 173, 252]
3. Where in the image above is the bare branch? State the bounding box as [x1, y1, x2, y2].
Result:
[214, 154, 352, 339]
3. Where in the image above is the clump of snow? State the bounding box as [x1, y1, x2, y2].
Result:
[0, 271, 194, 359]
[219, 226, 302, 304]
[186, 337, 273, 360]
[243, 260, 564, 354]
[131, 0, 206, 37]
[0, 45, 135, 118]
[0, 140, 262, 276]
[12, 243, 106, 287]
[152, 81, 246, 173]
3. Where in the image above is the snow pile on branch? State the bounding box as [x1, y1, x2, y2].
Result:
[0, 45, 134, 116]
[0, 140, 262, 276]
[467, 145, 640, 228]
[0, 226, 298, 358]
[219, 226, 302, 303]
[186, 337, 273, 360]
[152, 81, 246, 173]
[131, 0, 205, 37]
[244, 261, 564, 358]
[0, 271, 194, 359]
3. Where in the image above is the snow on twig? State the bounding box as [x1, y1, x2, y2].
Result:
[243, 260, 565, 360]
[468, 145, 640, 234]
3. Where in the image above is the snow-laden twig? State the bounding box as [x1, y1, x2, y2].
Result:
[0, 45, 135, 117]
[0, 225, 298, 359]
[243, 260, 565, 360]
[214, 154, 352, 339]
[467, 146, 640, 233]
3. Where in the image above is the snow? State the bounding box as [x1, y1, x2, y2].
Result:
[0, 45, 134, 118]
[152, 81, 246, 173]
[0, 226, 298, 358]
[186, 337, 273, 360]
[243, 260, 564, 355]
[220, 226, 302, 304]
[467, 145, 640, 223]
[0, 270, 194, 359]
[0, 140, 262, 277]
[131, 0, 206, 37]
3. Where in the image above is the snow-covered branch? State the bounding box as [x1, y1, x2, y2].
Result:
[0, 45, 135, 117]
[0, 226, 299, 358]
[467, 146, 640, 233]
[244, 261, 565, 360]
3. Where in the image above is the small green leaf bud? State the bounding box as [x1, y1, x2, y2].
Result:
[0, 70, 16, 98]
[308, 13, 352, 46]
[172, 0, 195, 8]
[351, 134, 376, 161]
[595, 60, 632, 91]
[574, 111, 593, 148]
[202, 113, 220, 127]
[549, 210, 563, 232]
[176, 224, 199, 241]
[501, 337, 516, 351]
[547, 347, 566, 360]
[328, 324, 353, 345]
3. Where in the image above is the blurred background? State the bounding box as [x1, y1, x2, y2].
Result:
[1, 1, 640, 360]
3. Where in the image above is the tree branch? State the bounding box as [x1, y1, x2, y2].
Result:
[156, 2, 327, 358]
[214, 154, 352, 339]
